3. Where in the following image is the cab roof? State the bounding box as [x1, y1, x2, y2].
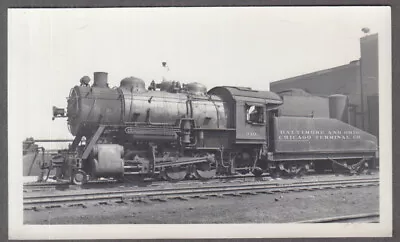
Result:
[208, 86, 283, 104]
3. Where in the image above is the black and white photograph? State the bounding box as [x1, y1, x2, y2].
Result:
[8, 6, 392, 239]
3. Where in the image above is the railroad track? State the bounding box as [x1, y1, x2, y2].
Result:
[22, 174, 271, 191]
[23, 172, 378, 192]
[295, 212, 379, 223]
[24, 177, 379, 210]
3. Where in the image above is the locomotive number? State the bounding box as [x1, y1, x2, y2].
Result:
[246, 132, 258, 136]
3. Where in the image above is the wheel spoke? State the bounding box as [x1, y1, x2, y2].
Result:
[164, 167, 187, 182]
[194, 162, 216, 180]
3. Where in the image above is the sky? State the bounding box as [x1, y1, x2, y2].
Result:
[8, 7, 391, 148]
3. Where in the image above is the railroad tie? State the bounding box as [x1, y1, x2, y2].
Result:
[169, 196, 189, 201]
[225, 193, 242, 197]
[150, 197, 168, 202]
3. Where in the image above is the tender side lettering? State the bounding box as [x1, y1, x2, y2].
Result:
[278, 130, 361, 141]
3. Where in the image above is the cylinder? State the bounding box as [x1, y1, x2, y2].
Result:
[90, 144, 124, 177]
[93, 72, 108, 88]
[329, 94, 349, 123]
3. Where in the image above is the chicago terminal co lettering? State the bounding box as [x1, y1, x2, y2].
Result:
[278, 130, 361, 141]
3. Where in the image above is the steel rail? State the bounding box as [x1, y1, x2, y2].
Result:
[23, 173, 281, 191]
[289, 176, 379, 184]
[295, 212, 379, 223]
[23, 173, 270, 186]
[24, 178, 378, 207]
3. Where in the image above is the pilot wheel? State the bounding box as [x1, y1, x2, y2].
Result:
[72, 170, 88, 185]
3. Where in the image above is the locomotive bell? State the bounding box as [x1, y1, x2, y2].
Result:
[159, 80, 173, 91]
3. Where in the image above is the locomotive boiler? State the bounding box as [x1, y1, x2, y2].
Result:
[49, 72, 378, 185]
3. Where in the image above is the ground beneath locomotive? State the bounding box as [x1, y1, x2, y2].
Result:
[24, 186, 378, 224]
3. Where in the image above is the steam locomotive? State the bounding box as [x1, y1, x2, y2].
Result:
[48, 72, 378, 185]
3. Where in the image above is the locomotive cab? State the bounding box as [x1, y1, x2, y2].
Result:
[207, 86, 282, 144]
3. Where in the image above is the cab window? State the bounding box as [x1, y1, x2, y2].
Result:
[246, 105, 264, 124]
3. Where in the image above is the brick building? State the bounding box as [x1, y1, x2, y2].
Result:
[270, 33, 379, 139]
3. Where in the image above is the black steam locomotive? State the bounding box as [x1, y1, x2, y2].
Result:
[48, 72, 378, 185]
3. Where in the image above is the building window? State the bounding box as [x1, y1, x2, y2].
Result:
[246, 105, 264, 124]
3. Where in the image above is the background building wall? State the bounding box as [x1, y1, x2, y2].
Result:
[270, 33, 379, 138]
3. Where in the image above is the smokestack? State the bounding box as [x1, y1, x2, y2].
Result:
[93, 72, 108, 88]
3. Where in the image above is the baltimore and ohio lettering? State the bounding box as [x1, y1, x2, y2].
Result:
[278, 130, 361, 140]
